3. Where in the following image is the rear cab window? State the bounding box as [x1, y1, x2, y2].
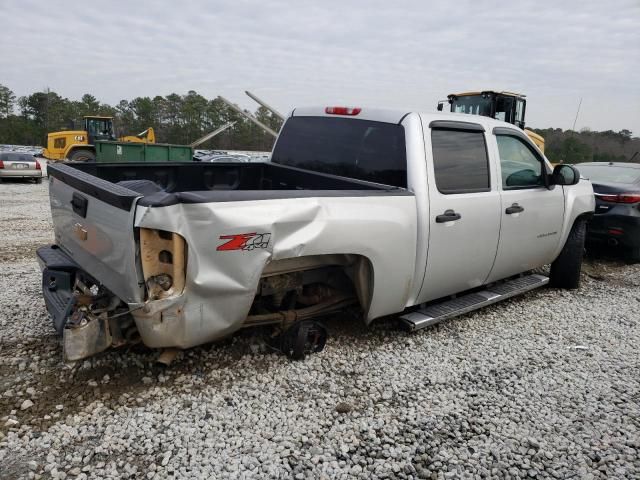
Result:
[271, 116, 407, 187]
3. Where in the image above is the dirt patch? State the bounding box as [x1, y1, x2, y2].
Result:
[0, 241, 45, 263]
[582, 255, 639, 287]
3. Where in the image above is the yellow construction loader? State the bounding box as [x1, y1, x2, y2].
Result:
[43, 116, 155, 162]
[438, 91, 545, 152]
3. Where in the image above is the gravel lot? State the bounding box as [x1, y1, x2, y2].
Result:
[0, 180, 639, 479]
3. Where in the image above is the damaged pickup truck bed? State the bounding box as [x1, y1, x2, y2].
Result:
[38, 107, 594, 361]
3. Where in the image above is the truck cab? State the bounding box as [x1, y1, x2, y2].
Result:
[83, 116, 116, 144]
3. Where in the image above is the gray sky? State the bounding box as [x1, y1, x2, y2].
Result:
[1, 0, 639, 134]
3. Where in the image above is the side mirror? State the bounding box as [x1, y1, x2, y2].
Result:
[551, 164, 580, 186]
[437, 102, 444, 111]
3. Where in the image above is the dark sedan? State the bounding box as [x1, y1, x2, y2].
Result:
[576, 162, 640, 261]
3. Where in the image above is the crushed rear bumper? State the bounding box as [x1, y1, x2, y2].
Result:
[37, 245, 113, 361]
[37, 245, 79, 335]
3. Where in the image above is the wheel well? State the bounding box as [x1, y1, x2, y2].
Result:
[66, 145, 95, 158]
[576, 212, 594, 222]
[257, 254, 374, 316]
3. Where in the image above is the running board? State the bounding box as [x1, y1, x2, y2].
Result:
[400, 274, 549, 331]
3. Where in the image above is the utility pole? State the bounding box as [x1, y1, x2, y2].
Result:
[571, 98, 582, 132]
[44, 86, 50, 134]
[189, 121, 236, 148]
[218, 96, 279, 138]
[245, 91, 285, 121]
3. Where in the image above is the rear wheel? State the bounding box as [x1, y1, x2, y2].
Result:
[270, 320, 328, 360]
[550, 219, 587, 289]
[68, 149, 95, 162]
[35, 177, 43, 184]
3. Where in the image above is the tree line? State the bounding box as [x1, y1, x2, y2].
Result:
[531, 128, 639, 164]
[0, 84, 638, 162]
[0, 84, 282, 151]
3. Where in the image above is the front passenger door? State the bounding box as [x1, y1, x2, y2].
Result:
[486, 129, 565, 282]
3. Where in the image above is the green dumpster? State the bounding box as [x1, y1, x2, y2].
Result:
[95, 141, 193, 163]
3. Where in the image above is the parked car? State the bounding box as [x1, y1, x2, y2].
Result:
[575, 162, 640, 261]
[203, 154, 250, 163]
[38, 107, 594, 362]
[0, 152, 43, 183]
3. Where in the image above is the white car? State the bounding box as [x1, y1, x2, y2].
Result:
[0, 152, 43, 183]
[39, 107, 594, 361]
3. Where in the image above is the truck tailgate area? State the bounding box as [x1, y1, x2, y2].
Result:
[47, 163, 144, 304]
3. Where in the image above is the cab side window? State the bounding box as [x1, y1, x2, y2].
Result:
[432, 129, 490, 194]
[496, 135, 544, 189]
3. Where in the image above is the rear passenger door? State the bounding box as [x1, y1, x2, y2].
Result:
[485, 128, 564, 282]
[418, 121, 501, 303]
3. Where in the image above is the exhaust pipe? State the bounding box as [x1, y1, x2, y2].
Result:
[608, 238, 619, 247]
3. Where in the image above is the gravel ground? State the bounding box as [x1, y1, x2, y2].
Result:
[0, 180, 639, 480]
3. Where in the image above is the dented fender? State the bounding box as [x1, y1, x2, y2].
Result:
[131, 195, 417, 349]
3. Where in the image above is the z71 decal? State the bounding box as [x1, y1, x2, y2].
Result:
[217, 233, 271, 251]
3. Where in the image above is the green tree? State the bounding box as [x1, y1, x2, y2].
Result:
[556, 137, 593, 163]
[182, 90, 208, 143]
[80, 94, 100, 115]
[114, 100, 134, 137]
[163, 93, 184, 143]
[130, 96, 156, 133]
[0, 84, 16, 118]
[19, 92, 49, 125]
[255, 106, 282, 150]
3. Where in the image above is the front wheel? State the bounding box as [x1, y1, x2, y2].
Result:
[68, 149, 95, 162]
[550, 219, 587, 289]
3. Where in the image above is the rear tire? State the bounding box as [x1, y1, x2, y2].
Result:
[35, 177, 43, 184]
[550, 218, 587, 289]
[68, 149, 95, 162]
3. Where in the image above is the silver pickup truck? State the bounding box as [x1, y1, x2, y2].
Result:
[38, 107, 594, 361]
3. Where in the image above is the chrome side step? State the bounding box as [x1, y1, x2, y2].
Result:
[400, 274, 549, 331]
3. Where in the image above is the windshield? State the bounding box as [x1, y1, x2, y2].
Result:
[576, 165, 640, 184]
[86, 118, 114, 140]
[494, 95, 515, 123]
[271, 116, 407, 187]
[451, 95, 492, 116]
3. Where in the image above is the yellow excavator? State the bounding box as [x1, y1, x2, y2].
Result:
[43, 116, 156, 162]
[438, 91, 545, 152]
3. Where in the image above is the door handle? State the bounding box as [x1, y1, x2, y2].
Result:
[70, 192, 88, 218]
[435, 209, 461, 223]
[505, 203, 524, 214]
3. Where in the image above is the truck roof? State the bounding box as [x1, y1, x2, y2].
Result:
[450, 91, 525, 98]
[290, 106, 524, 132]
